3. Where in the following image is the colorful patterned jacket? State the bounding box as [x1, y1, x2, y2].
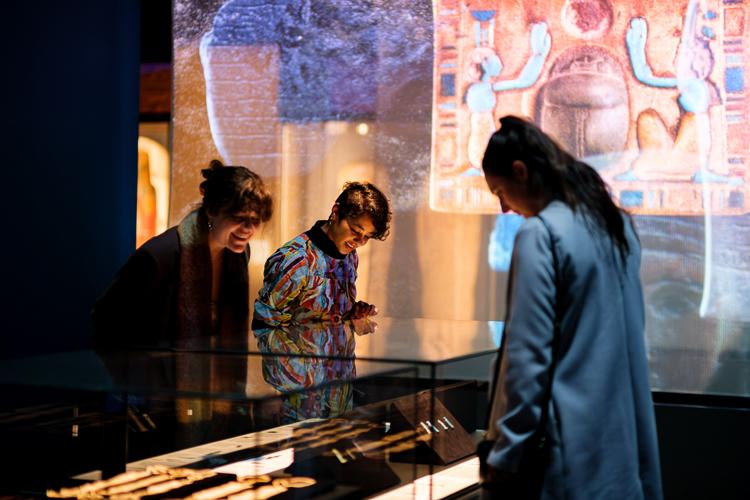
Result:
[253, 220, 359, 338]
[253, 221, 359, 421]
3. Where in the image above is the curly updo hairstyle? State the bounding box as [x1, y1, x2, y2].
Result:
[335, 182, 392, 241]
[199, 159, 273, 222]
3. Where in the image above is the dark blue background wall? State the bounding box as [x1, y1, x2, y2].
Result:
[2, 1, 140, 358]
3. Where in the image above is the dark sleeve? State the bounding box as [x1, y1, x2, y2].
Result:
[92, 249, 165, 348]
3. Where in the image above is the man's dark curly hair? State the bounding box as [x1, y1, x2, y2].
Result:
[335, 182, 391, 240]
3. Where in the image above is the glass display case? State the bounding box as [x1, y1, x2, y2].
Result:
[0, 318, 500, 499]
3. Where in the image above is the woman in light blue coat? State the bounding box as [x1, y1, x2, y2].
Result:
[481, 116, 662, 500]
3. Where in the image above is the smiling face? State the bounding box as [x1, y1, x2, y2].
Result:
[325, 206, 376, 255]
[209, 209, 262, 253]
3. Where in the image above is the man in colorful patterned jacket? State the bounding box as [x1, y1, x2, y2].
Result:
[252, 182, 391, 420]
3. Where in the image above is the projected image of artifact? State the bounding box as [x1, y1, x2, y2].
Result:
[431, 0, 750, 395]
[173, 0, 750, 397]
[431, 0, 748, 216]
[173, 0, 438, 319]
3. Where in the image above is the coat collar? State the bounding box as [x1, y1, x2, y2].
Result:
[305, 220, 346, 259]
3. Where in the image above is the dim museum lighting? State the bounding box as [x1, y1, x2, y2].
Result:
[136, 136, 170, 248]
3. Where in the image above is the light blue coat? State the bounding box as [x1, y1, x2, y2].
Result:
[487, 201, 662, 500]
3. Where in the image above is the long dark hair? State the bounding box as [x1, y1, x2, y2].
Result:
[482, 115, 630, 258]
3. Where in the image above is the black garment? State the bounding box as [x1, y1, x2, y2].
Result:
[305, 220, 346, 259]
[92, 210, 251, 349]
[93, 226, 180, 348]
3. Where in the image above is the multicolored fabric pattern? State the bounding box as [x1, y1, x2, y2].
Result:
[253, 222, 360, 421]
[254, 225, 359, 331]
[258, 323, 355, 422]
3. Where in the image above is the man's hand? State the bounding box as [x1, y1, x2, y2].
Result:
[349, 301, 378, 335]
[350, 301, 378, 319]
[350, 316, 378, 336]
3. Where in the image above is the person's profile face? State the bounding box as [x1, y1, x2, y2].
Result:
[484, 166, 534, 217]
[326, 210, 376, 255]
[210, 209, 262, 253]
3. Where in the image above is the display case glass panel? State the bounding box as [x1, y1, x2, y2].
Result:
[1, 318, 498, 498]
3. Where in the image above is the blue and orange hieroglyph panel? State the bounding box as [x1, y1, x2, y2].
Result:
[430, 0, 750, 215]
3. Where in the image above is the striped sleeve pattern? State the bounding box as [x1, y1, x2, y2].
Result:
[254, 242, 309, 329]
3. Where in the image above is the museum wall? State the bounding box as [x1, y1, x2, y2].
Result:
[3, 1, 140, 358]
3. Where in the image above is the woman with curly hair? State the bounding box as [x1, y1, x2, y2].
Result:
[93, 159, 273, 348]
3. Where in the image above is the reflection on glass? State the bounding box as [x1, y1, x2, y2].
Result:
[257, 322, 356, 423]
[95, 349, 259, 451]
